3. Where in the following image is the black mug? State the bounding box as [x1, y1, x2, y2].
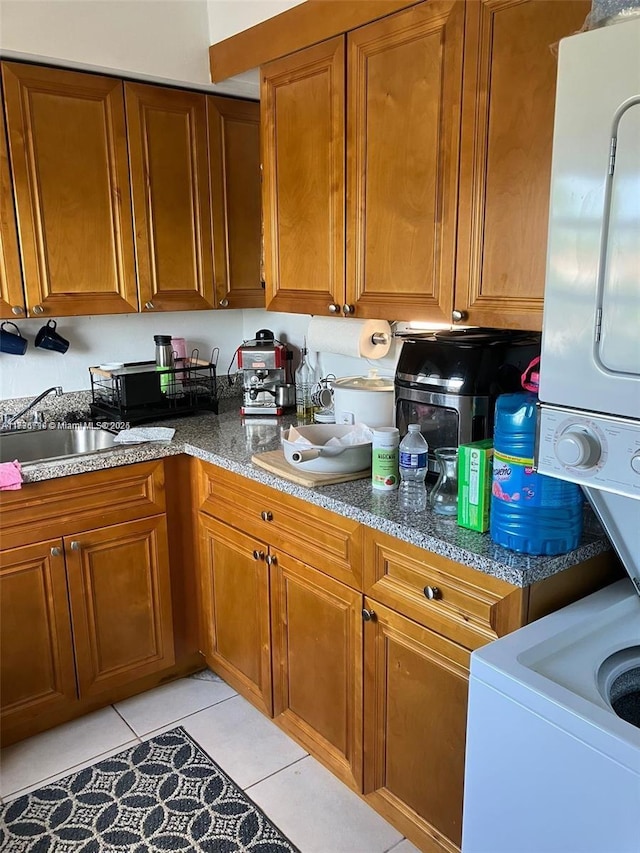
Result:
[0, 321, 28, 355]
[35, 319, 69, 354]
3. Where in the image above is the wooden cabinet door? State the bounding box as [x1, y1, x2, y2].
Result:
[198, 514, 272, 715]
[271, 553, 363, 791]
[1, 62, 138, 316]
[346, 0, 464, 322]
[262, 37, 345, 316]
[125, 82, 214, 312]
[208, 96, 263, 310]
[363, 598, 470, 853]
[0, 105, 25, 320]
[455, 0, 590, 331]
[0, 540, 77, 737]
[66, 515, 174, 699]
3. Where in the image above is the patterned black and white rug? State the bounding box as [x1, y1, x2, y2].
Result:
[0, 727, 299, 852]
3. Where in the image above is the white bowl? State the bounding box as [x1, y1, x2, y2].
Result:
[282, 425, 371, 474]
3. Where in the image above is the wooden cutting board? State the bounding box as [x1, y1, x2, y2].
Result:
[251, 449, 370, 488]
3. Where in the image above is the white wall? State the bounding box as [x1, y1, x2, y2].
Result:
[207, 0, 305, 43]
[0, 309, 403, 398]
[0, 311, 244, 398]
[0, 0, 260, 96]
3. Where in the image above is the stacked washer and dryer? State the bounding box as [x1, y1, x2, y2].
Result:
[462, 15, 640, 853]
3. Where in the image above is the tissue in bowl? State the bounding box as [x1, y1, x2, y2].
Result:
[285, 424, 372, 447]
[282, 424, 372, 474]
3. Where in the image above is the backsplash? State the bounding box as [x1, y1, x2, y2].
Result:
[0, 308, 404, 400]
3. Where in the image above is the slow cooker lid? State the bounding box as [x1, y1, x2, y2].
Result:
[332, 372, 394, 392]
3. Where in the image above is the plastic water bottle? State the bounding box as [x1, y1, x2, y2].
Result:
[399, 424, 428, 511]
[490, 392, 583, 555]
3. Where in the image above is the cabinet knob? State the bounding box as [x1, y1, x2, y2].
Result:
[266, 554, 277, 566]
[423, 585, 441, 601]
[219, 298, 229, 308]
[144, 301, 155, 310]
[361, 608, 376, 622]
[328, 303, 340, 314]
[11, 306, 24, 316]
[452, 309, 467, 323]
[32, 304, 44, 315]
[260, 510, 273, 522]
[342, 304, 355, 316]
[252, 549, 265, 561]
[70, 540, 81, 551]
[50, 546, 62, 557]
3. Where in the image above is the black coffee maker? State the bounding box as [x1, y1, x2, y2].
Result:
[394, 328, 541, 473]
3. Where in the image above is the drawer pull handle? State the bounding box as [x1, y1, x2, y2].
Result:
[260, 510, 273, 522]
[266, 554, 277, 566]
[50, 546, 62, 557]
[361, 608, 376, 622]
[70, 541, 81, 551]
[252, 549, 265, 561]
[423, 585, 441, 601]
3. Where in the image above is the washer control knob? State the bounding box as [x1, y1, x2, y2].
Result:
[631, 453, 640, 475]
[556, 428, 601, 468]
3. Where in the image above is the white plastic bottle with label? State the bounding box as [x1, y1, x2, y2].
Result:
[399, 424, 429, 511]
[372, 427, 400, 491]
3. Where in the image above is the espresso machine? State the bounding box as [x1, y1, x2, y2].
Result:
[238, 330, 290, 416]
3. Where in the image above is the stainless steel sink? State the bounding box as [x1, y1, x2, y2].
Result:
[0, 426, 121, 465]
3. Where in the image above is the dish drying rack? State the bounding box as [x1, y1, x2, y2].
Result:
[89, 349, 219, 425]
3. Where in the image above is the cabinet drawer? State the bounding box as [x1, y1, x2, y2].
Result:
[363, 528, 524, 648]
[198, 462, 363, 589]
[0, 462, 166, 550]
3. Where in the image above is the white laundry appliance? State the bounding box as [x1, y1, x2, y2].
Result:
[462, 13, 640, 853]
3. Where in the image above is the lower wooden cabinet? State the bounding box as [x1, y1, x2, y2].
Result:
[0, 516, 174, 740]
[363, 598, 469, 853]
[271, 554, 363, 791]
[66, 515, 174, 698]
[198, 514, 273, 715]
[0, 539, 77, 729]
[0, 461, 196, 747]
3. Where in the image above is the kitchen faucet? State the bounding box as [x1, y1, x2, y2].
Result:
[3, 386, 63, 427]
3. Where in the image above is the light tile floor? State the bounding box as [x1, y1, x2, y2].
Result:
[0, 672, 421, 853]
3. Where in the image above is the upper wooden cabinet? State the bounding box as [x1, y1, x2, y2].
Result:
[2, 63, 139, 317]
[261, 0, 589, 328]
[125, 83, 214, 312]
[455, 0, 590, 330]
[208, 96, 263, 310]
[262, 37, 345, 316]
[346, 0, 464, 320]
[0, 106, 25, 320]
[1, 61, 262, 317]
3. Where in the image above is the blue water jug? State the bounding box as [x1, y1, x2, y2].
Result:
[490, 392, 583, 556]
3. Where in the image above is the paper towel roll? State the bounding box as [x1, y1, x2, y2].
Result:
[306, 317, 392, 359]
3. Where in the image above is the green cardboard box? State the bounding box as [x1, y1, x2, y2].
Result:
[457, 439, 494, 533]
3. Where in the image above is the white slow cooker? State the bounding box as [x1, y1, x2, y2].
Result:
[331, 371, 395, 428]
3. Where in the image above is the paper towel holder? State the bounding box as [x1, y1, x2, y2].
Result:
[371, 332, 390, 346]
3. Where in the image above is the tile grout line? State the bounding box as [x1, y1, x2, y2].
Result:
[383, 840, 411, 853]
[243, 753, 310, 792]
[111, 703, 143, 741]
[2, 737, 141, 804]
[122, 690, 241, 741]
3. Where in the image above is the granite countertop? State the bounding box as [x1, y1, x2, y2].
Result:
[9, 399, 611, 587]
